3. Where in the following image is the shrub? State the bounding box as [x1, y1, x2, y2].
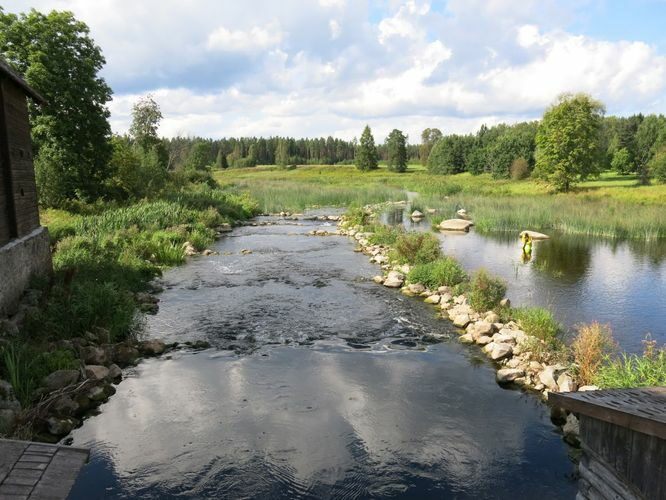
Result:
[513, 306, 561, 342]
[649, 147, 666, 183]
[345, 207, 370, 227]
[572, 322, 616, 386]
[510, 158, 530, 180]
[392, 232, 442, 265]
[407, 257, 468, 289]
[595, 338, 666, 388]
[366, 224, 402, 246]
[468, 269, 507, 312]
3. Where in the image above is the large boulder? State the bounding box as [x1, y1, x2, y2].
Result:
[80, 346, 108, 366]
[111, 344, 140, 367]
[562, 414, 580, 447]
[439, 219, 474, 232]
[383, 271, 405, 288]
[85, 365, 110, 381]
[557, 373, 576, 393]
[484, 342, 513, 360]
[496, 368, 525, 384]
[46, 416, 76, 436]
[520, 230, 550, 240]
[453, 314, 471, 329]
[139, 339, 166, 356]
[424, 294, 440, 305]
[43, 370, 80, 392]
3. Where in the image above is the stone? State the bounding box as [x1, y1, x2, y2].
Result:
[107, 364, 122, 381]
[492, 332, 516, 345]
[202, 249, 214, 256]
[437, 286, 451, 294]
[374, 255, 388, 264]
[372, 275, 384, 284]
[111, 345, 140, 367]
[0, 408, 17, 434]
[528, 361, 543, 372]
[0, 380, 20, 411]
[453, 314, 471, 329]
[424, 295, 440, 305]
[578, 385, 599, 392]
[496, 368, 525, 384]
[440, 293, 453, 304]
[47, 416, 75, 436]
[499, 298, 511, 308]
[562, 414, 580, 447]
[218, 223, 232, 232]
[459, 333, 474, 344]
[139, 339, 166, 356]
[43, 370, 80, 392]
[486, 342, 513, 360]
[383, 271, 404, 288]
[505, 358, 523, 369]
[476, 335, 493, 346]
[538, 366, 560, 392]
[557, 373, 576, 393]
[399, 264, 411, 274]
[85, 365, 110, 381]
[183, 242, 197, 256]
[407, 283, 426, 295]
[519, 230, 550, 240]
[454, 294, 466, 305]
[439, 219, 474, 231]
[473, 321, 494, 337]
[87, 386, 108, 402]
[80, 346, 108, 366]
[410, 210, 424, 218]
[484, 312, 500, 324]
[52, 396, 79, 417]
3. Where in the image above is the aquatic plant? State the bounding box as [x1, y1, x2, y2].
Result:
[513, 307, 561, 342]
[595, 338, 666, 388]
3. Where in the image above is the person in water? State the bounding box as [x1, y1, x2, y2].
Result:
[520, 232, 533, 262]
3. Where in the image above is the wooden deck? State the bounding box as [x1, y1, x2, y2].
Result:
[0, 439, 89, 499]
[550, 386, 666, 440]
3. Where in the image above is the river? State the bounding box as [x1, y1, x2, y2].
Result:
[68, 212, 577, 499]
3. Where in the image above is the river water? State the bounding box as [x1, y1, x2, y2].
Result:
[385, 207, 666, 353]
[68, 213, 577, 499]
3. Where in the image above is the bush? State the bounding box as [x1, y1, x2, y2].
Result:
[649, 147, 666, 183]
[595, 338, 666, 388]
[572, 322, 616, 386]
[513, 306, 561, 342]
[510, 158, 530, 180]
[407, 257, 467, 289]
[366, 224, 402, 246]
[468, 269, 507, 311]
[392, 232, 442, 265]
[345, 207, 370, 227]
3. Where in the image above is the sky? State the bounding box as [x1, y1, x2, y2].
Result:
[4, 0, 666, 141]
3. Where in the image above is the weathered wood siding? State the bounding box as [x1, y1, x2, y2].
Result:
[0, 78, 40, 238]
[580, 415, 666, 500]
[0, 154, 10, 245]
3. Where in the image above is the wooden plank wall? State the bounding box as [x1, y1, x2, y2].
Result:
[0, 153, 10, 245]
[1, 78, 40, 239]
[580, 415, 666, 500]
[0, 78, 13, 246]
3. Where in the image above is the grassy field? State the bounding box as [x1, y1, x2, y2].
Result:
[216, 165, 666, 240]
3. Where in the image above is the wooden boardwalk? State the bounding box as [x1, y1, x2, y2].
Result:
[0, 440, 89, 499]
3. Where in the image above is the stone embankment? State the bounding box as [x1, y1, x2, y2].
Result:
[315, 204, 594, 446]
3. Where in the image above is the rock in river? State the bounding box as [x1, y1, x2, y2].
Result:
[519, 230, 550, 240]
[496, 368, 525, 384]
[439, 219, 474, 232]
[383, 271, 405, 288]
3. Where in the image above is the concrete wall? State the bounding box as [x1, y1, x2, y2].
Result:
[0, 226, 52, 317]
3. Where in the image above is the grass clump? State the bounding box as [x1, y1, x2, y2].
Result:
[392, 232, 442, 265]
[468, 269, 507, 312]
[594, 338, 666, 389]
[513, 306, 561, 342]
[407, 257, 467, 289]
[345, 207, 370, 227]
[572, 322, 616, 386]
[366, 224, 403, 246]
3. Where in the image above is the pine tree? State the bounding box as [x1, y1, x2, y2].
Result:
[355, 125, 378, 171]
[275, 139, 289, 167]
[386, 129, 407, 172]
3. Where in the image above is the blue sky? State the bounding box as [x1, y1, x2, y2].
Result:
[4, 0, 666, 140]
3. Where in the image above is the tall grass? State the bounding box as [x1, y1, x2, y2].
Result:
[392, 232, 442, 265]
[572, 322, 616, 386]
[595, 343, 666, 388]
[468, 269, 507, 312]
[513, 307, 561, 342]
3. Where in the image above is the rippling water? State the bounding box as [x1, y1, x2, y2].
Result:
[69, 213, 577, 499]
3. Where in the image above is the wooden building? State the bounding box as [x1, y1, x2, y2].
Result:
[0, 58, 53, 318]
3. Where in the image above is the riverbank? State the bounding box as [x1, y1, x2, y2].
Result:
[0, 183, 259, 441]
[330, 202, 666, 443]
[216, 166, 666, 240]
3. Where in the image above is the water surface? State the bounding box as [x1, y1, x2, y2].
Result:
[69, 214, 577, 499]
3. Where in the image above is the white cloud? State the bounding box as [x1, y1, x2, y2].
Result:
[319, 0, 345, 8]
[329, 19, 341, 40]
[207, 23, 283, 52]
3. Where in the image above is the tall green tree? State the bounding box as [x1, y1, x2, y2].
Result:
[534, 93, 605, 192]
[427, 135, 468, 174]
[635, 114, 666, 184]
[186, 141, 211, 170]
[129, 94, 162, 150]
[275, 139, 289, 167]
[0, 8, 113, 206]
[386, 129, 407, 172]
[420, 128, 443, 165]
[215, 148, 228, 169]
[355, 125, 378, 171]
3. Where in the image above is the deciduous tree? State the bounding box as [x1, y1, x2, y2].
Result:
[534, 93, 605, 192]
